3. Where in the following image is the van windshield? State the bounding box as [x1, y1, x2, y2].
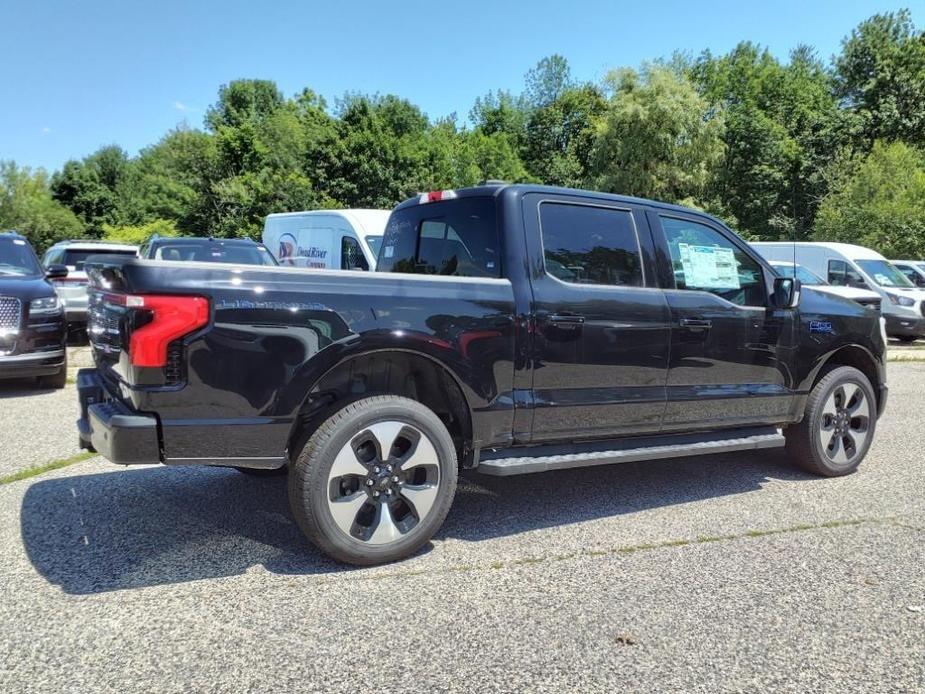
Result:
[855, 259, 914, 288]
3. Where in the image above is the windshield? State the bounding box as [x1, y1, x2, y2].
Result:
[365, 235, 383, 257]
[855, 259, 914, 288]
[772, 263, 825, 285]
[0, 238, 42, 276]
[151, 242, 278, 266]
[64, 248, 136, 270]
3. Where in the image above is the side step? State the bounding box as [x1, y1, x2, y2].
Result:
[477, 427, 785, 476]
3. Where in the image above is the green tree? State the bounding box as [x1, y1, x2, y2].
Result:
[691, 42, 845, 239]
[814, 141, 925, 257]
[102, 218, 179, 245]
[834, 9, 925, 146]
[205, 79, 285, 131]
[0, 161, 84, 251]
[524, 54, 573, 108]
[50, 145, 132, 235]
[590, 65, 725, 204]
[523, 84, 606, 187]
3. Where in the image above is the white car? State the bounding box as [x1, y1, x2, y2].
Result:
[768, 261, 882, 310]
[753, 242, 925, 342]
[263, 210, 389, 270]
[41, 240, 139, 329]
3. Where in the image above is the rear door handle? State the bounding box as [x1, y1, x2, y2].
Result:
[680, 318, 712, 329]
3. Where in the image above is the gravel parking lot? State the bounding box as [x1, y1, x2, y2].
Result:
[0, 359, 922, 692]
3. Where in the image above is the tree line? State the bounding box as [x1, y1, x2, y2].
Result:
[2, 9, 924, 257]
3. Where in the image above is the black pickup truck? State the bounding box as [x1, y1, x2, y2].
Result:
[77, 184, 887, 565]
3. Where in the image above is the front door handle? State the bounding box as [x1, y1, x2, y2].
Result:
[680, 318, 712, 329]
[548, 313, 585, 326]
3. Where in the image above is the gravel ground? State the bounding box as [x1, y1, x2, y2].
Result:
[0, 362, 922, 692]
[0, 346, 92, 478]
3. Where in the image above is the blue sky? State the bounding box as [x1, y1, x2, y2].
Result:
[0, 0, 916, 173]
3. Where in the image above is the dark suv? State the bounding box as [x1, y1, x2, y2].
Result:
[0, 232, 68, 388]
[138, 236, 278, 266]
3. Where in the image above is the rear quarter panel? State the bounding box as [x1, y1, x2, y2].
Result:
[89, 260, 516, 461]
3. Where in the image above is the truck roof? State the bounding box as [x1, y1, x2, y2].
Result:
[393, 183, 715, 219]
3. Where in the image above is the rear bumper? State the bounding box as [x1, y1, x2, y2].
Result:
[884, 314, 925, 337]
[77, 369, 161, 464]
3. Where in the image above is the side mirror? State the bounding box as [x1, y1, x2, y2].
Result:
[45, 264, 68, 280]
[772, 277, 800, 309]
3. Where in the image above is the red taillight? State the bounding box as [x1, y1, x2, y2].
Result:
[102, 294, 209, 367]
[418, 190, 458, 204]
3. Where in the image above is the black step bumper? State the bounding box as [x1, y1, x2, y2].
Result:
[77, 369, 161, 465]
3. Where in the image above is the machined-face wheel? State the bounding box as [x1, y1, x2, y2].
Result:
[786, 364, 877, 478]
[817, 381, 870, 466]
[326, 421, 441, 545]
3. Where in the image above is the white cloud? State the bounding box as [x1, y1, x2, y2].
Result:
[41, 126, 51, 135]
[174, 101, 189, 111]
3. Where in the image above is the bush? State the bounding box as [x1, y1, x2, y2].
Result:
[101, 218, 180, 245]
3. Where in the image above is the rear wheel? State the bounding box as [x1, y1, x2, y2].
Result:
[289, 396, 458, 565]
[785, 365, 876, 476]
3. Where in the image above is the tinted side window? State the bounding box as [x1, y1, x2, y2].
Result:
[662, 216, 765, 307]
[539, 203, 642, 286]
[341, 236, 368, 270]
[377, 197, 500, 278]
[828, 259, 866, 287]
[828, 259, 847, 285]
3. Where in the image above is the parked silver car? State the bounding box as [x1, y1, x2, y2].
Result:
[42, 240, 138, 329]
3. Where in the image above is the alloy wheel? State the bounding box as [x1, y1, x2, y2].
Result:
[326, 421, 441, 544]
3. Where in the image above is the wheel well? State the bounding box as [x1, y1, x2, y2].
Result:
[817, 345, 881, 406]
[288, 351, 473, 466]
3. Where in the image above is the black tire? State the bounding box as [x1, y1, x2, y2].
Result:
[234, 466, 288, 476]
[785, 365, 877, 477]
[38, 353, 67, 389]
[289, 395, 458, 566]
[894, 335, 917, 344]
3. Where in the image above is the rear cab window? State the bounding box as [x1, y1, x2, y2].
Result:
[377, 197, 500, 278]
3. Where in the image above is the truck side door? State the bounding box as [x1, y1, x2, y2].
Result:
[650, 212, 796, 430]
[522, 193, 671, 442]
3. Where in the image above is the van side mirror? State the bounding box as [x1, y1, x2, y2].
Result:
[847, 277, 869, 289]
[45, 264, 68, 279]
[772, 277, 800, 309]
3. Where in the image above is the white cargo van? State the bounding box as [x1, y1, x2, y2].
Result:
[753, 242, 925, 342]
[262, 210, 389, 271]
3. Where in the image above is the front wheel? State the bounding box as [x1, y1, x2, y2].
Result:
[288, 396, 458, 565]
[785, 365, 876, 476]
[38, 352, 67, 389]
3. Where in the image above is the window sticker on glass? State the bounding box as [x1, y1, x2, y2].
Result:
[679, 243, 740, 289]
[383, 246, 395, 259]
[874, 273, 890, 285]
